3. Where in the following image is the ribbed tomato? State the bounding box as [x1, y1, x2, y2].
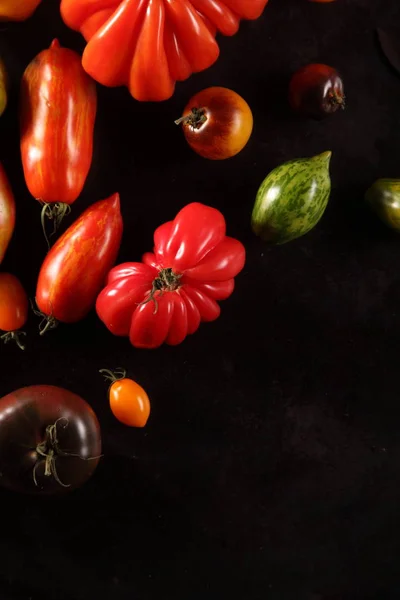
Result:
[60, 0, 269, 101]
[20, 39, 97, 230]
[35, 193, 123, 333]
[96, 202, 245, 348]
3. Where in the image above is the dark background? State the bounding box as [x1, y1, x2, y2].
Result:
[0, 0, 399, 598]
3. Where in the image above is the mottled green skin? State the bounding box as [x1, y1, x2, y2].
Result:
[251, 151, 332, 244]
[365, 179, 400, 232]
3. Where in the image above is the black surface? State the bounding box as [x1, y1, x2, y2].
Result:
[0, 1, 399, 599]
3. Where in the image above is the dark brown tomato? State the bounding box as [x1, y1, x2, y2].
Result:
[176, 86, 253, 160]
[0, 385, 101, 495]
[289, 63, 345, 120]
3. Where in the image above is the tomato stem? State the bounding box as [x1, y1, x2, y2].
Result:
[174, 107, 207, 129]
[138, 268, 182, 314]
[0, 330, 26, 351]
[33, 417, 103, 489]
[328, 90, 346, 110]
[99, 368, 127, 384]
[40, 202, 72, 249]
[31, 299, 59, 336]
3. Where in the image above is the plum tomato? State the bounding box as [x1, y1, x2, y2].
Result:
[100, 369, 151, 428]
[176, 86, 253, 160]
[289, 63, 345, 120]
[0, 273, 29, 350]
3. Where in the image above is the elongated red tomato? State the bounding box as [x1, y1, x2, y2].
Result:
[60, 0, 269, 102]
[36, 193, 123, 331]
[20, 39, 97, 223]
[0, 162, 15, 265]
[96, 202, 245, 348]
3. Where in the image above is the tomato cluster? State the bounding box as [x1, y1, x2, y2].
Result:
[0, 0, 346, 494]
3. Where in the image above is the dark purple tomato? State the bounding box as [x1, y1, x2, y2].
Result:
[0, 385, 101, 495]
[289, 63, 345, 120]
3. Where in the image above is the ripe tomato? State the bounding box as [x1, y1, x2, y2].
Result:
[0, 0, 41, 21]
[100, 369, 151, 428]
[20, 39, 97, 230]
[176, 87, 253, 160]
[60, 0, 269, 102]
[96, 202, 245, 349]
[35, 193, 123, 332]
[0, 273, 28, 350]
[0, 163, 16, 265]
[0, 385, 101, 494]
[289, 63, 345, 120]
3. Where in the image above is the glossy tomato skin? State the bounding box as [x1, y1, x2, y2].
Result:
[109, 379, 151, 428]
[36, 193, 123, 324]
[289, 64, 345, 120]
[96, 202, 245, 349]
[179, 87, 253, 160]
[20, 39, 97, 205]
[0, 273, 28, 332]
[60, 0, 269, 102]
[0, 163, 15, 265]
[0, 0, 41, 21]
[0, 385, 101, 495]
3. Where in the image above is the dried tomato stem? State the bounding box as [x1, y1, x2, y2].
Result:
[99, 368, 127, 384]
[33, 418, 103, 489]
[174, 107, 207, 129]
[328, 90, 346, 110]
[31, 299, 59, 336]
[0, 330, 26, 351]
[40, 202, 72, 249]
[138, 268, 182, 314]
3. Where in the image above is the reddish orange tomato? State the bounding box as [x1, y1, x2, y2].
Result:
[100, 369, 151, 428]
[176, 86, 253, 160]
[0, 0, 41, 21]
[20, 39, 97, 229]
[0, 163, 16, 265]
[0, 273, 29, 350]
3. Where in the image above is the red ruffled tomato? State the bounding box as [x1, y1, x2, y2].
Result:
[176, 86, 253, 160]
[96, 202, 246, 349]
[60, 0, 269, 102]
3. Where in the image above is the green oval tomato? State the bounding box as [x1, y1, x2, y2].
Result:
[365, 179, 400, 231]
[251, 151, 332, 244]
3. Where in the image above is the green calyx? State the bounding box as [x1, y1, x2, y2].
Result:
[251, 151, 332, 245]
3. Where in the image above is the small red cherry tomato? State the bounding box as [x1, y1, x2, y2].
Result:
[289, 63, 345, 120]
[0, 273, 29, 350]
[176, 86, 253, 160]
[100, 369, 151, 428]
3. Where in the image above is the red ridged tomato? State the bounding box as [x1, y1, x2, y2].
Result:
[96, 202, 245, 349]
[60, 0, 269, 101]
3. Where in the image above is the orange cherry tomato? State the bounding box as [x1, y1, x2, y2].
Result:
[176, 86, 253, 160]
[0, 273, 29, 350]
[100, 369, 151, 428]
